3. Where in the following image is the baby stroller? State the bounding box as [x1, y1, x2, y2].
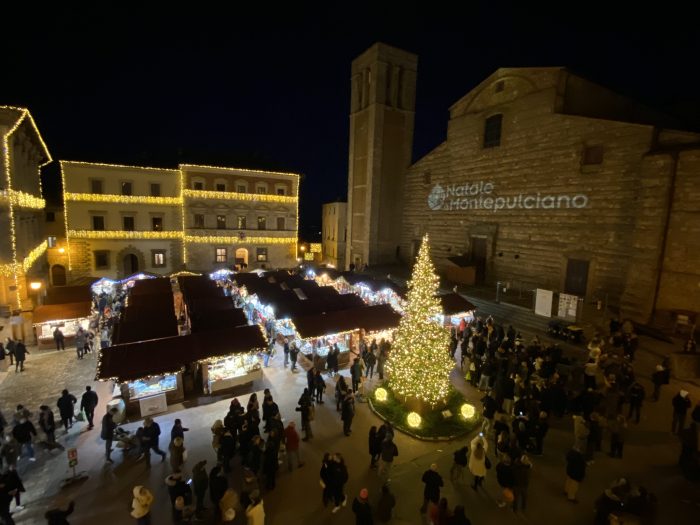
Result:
[114, 427, 141, 457]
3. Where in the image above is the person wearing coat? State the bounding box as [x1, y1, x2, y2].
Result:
[368, 426, 381, 468]
[56, 390, 77, 432]
[420, 463, 443, 513]
[209, 465, 228, 518]
[130, 485, 153, 524]
[565, 448, 586, 502]
[191, 460, 208, 515]
[245, 490, 265, 525]
[80, 386, 99, 430]
[38, 405, 57, 445]
[12, 417, 37, 461]
[101, 408, 118, 463]
[341, 392, 355, 436]
[13, 341, 28, 372]
[44, 500, 75, 525]
[169, 436, 186, 472]
[352, 488, 373, 525]
[375, 483, 396, 523]
[297, 389, 314, 441]
[468, 435, 488, 491]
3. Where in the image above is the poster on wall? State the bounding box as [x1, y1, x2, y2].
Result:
[558, 293, 579, 321]
[534, 289, 554, 317]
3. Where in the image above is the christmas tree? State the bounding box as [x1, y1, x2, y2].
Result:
[387, 234, 454, 407]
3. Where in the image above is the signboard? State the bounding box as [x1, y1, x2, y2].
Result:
[534, 289, 554, 318]
[67, 447, 78, 467]
[138, 392, 168, 417]
[558, 293, 579, 321]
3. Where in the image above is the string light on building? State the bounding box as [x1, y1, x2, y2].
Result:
[183, 189, 297, 204]
[0, 190, 46, 209]
[64, 193, 182, 205]
[184, 235, 296, 245]
[67, 230, 183, 240]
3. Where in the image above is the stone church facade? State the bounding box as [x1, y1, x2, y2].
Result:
[346, 44, 700, 324]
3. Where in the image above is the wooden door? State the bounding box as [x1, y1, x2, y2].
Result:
[565, 259, 589, 296]
[471, 237, 487, 285]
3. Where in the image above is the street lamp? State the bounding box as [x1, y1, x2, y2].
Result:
[29, 281, 42, 291]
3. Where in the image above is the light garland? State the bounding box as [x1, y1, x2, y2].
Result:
[64, 192, 182, 205]
[180, 163, 301, 178]
[183, 188, 297, 204]
[67, 230, 182, 240]
[386, 234, 454, 407]
[0, 190, 46, 209]
[60, 160, 179, 173]
[184, 234, 296, 245]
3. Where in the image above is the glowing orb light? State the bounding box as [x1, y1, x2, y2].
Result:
[407, 412, 422, 428]
[461, 403, 476, 419]
[375, 388, 388, 402]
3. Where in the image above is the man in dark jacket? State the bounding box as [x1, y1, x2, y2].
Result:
[141, 416, 167, 464]
[481, 391, 498, 437]
[80, 386, 99, 429]
[377, 437, 398, 479]
[672, 390, 692, 434]
[13, 341, 28, 372]
[565, 448, 586, 502]
[101, 407, 118, 463]
[12, 417, 37, 461]
[297, 388, 313, 441]
[351, 358, 362, 393]
[5, 338, 15, 366]
[56, 390, 77, 432]
[44, 500, 75, 525]
[627, 382, 645, 424]
[53, 327, 65, 351]
[450, 445, 469, 482]
[341, 392, 355, 436]
[420, 463, 443, 513]
[352, 488, 373, 525]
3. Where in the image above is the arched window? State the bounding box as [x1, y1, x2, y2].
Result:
[483, 114, 503, 148]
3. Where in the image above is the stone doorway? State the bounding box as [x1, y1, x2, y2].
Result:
[123, 253, 139, 275]
[51, 264, 67, 286]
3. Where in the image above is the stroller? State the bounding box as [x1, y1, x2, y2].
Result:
[114, 427, 141, 457]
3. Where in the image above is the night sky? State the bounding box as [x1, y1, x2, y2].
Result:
[4, 3, 699, 240]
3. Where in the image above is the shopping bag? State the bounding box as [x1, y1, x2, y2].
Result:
[75, 409, 86, 422]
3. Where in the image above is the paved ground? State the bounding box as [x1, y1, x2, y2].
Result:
[1, 326, 699, 524]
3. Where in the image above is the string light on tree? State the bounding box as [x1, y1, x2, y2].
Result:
[386, 234, 453, 407]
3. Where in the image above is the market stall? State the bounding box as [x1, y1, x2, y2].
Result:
[33, 301, 93, 346]
[437, 293, 477, 326]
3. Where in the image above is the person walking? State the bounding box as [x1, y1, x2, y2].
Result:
[130, 485, 153, 524]
[352, 488, 373, 525]
[289, 342, 299, 371]
[450, 445, 469, 483]
[651, 364, 666, 401]
[468, 435, 488, 491]
[307, 367, 316, 394]
[377, 436, 398, 480]
[297, 388, 314, 441]
[320, 453, 333, 507]
[0, 472, 16, 525]
[327, 345, 339, 377]
[0, 435, 19, 473]
[13, 340, 27, 372]
[170, 418, 189, 442]
[38, 405, 57, 446]
[329, 454, 349, 514]
[56, 390, 77, 433]
[608, 414, 627, 458]
[495, 456, 515, 508]
[80, 386, 99, 430]
[283, 338, 290, 368]
[377, 339, 388, 380]
[169, 437, 186, 472]
[53, 327, 65, 351]
[351, 358, 362, 393]
[627, 382, 645, 424]
[368, 426, 381, 469]
[672, 390, 692, 434]
[101, 407, 118, 463]
[420, 463, 444, 514]
[4, 338, 15, 366]
[336, 376, 349, 412]
[375, 483, 396, 523]
[341, 391, 355, 436]
[365, 350, 377, 380]
[314, 369, 326, 403]
[12, 416, 37, 462]
[141, 417, 167, 464]
[284, 421, 304, 471]
[191, 460, 208, 517]
[564, 448, 586, 503]
[75, 328, 86, 360]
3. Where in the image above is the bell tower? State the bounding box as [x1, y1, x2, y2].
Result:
[345, 43, 417, 269]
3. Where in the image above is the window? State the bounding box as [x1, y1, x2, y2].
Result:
[121, 181, 133, 196]
[150, 183, 161, 197]
[92, 215, 105, 231]
[152, 250, 166, 268]
[483, 114, 503, 148]
[276, 217, 285, 230]
[152, 217, 163, 231]
[94, 251, 109, 269]
[276, 187, 286, 196]
[256, 186, 267, 194]
[216, 183, 226, 192]
[45, 211, 55, 222]
[194, 214, 205, 228]
[582, 144, 604, 165]
[123, 216, 135, 231]
[48, 236, 57, 248]
[237, 184, 247, 193]
[257, 216, 266, 230]
[90, 179, 103, 194]
[495, 80, 505, 93]
[215, 248, 227, 263]
[193, 181, 204, 190]
[237, 216, 247, 229]
[256, 247, 268, 262]
[217, 215, 226, 229]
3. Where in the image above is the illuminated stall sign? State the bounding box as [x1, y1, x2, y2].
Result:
[427, 181, 589, 212]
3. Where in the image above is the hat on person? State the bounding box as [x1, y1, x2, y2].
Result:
[680, 390, 689, 398]
[359, 488, 369, 500]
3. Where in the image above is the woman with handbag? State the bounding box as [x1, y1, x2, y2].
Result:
[468, 434, 489, 491]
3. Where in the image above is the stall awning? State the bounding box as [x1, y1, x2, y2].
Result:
[439, 293, 476, 315]
[44, 285, 92, 305]
[291, 304, 401, 339]
[32, 301, 92, 325]
[97, 325, 266, 382]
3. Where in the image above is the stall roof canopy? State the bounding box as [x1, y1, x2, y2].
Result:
[439, 293, 476, 315]
[32, 301, 92, 325]
[129, 278, 172, 296]
[44, 285, 92, 305]
[190, 308, 248, 332]
[291, 303, 401, 339]
[97, 324, 266, 382]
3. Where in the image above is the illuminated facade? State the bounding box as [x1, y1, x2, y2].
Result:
[0, 106, 51, 340]
[61, 162, 299, 280]
[346, 47, 700, 325]
[321, 201, 347, 268]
